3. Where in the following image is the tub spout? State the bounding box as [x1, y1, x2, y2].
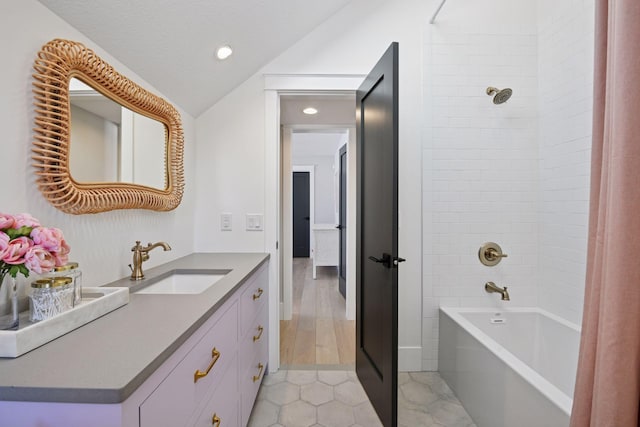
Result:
[485, 281, 510, 301]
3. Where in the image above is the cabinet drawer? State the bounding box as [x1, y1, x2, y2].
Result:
[193, 357, 238, 427]
[240, 305, 268, 375]
[140, 303, 238, 427]
[240, 349, 268, 427]
[239, 265, 268, 336]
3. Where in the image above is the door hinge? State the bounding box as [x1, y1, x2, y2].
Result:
[276, 241, 279, 250]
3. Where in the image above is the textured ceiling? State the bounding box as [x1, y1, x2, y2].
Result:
[38, 0, 353, 116]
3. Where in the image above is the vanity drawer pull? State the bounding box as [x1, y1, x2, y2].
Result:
[253, 325, 264, 342]
[252, 363, 264, 383]
[252, 288, 264, 300]
[211, 413, 221, 426]
[194, 347, 221, 383]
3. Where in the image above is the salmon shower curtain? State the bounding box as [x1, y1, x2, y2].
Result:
[571, 0, 640, 426]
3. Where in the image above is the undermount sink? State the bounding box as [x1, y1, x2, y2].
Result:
[135, 270, 230, 295]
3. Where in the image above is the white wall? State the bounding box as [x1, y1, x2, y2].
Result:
[291, 131, 346, 225]
[291, 155, 335, 224]
[537, 0, 594, 325]
[195, 0, 428, 370]
[0, 2, 196, 295]
[194, 75, 265, 252]
[420, 0, 595, 370]
[422, 0, 539, 370]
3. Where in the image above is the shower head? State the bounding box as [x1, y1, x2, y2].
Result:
[486, 87, 513, 104]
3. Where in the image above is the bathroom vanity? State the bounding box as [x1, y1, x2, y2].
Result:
[0, 253, 269, 427]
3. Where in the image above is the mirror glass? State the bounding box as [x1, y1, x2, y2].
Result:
[68, 78, 167, 189]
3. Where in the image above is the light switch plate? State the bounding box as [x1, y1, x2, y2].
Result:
[221, 212, 232, 231]
[246, 213, 263, 231]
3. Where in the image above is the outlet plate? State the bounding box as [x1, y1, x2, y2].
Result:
[246, 213, 263, 231]
[221, 213, 232, 231]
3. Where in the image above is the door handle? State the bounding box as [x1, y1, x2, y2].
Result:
[304, 216, 310, 221]
[393, 257, 406, 267]
[368, 253, 392, 268]
[336, 225, 343, 230]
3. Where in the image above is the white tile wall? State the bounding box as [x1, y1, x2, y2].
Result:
[422, 0, 595, 370]
[422, 29, 539, 370]
[537, 0, 594, 325]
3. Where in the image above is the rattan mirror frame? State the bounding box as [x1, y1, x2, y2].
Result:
[32, 39, 184, 214]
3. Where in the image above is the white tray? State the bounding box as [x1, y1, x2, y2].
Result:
[0, 287, 129, 358]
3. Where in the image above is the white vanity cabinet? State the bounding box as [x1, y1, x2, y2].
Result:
[139, 302, 239, 427]
[0, 260, 269, 427]
[192, 357, 239, 427]
[238, 270, 269, 426]
[139, 262, 269, 427]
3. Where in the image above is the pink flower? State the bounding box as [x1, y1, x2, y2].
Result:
[0, 232, 8, 256]
[52, 239, 70, 267]
[2, 236, 32, 265]
[13, 213, 41, 229]
[52, 253, 69, 267]
[24, 246, 55, 274]
[0, 213, 15, 230]
[31, 227, 65, 252]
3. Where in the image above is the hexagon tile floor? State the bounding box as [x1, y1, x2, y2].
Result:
[247, 370, 476, 427]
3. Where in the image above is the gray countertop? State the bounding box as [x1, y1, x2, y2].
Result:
[0, 252, 269, 404]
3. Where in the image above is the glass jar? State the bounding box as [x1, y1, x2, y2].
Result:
[48, 262, 82, 306]
[29, 277, 74, 322]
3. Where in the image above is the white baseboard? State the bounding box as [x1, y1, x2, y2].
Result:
[398, 346, 423, 372]
[422, 359, 438, 372]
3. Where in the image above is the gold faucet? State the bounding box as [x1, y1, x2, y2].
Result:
[485, 281, 510, 301]
[129, 241, 171, 280]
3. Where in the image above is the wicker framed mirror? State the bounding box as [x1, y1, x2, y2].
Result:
[32, 39, 184, 214]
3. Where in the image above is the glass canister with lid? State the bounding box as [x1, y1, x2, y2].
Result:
[48, 262, 83, 306]
[29, 277, 74, 322]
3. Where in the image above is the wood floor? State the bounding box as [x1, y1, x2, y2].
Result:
[280, 258, 355, 367]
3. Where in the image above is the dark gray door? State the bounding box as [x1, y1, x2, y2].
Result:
[356, 42, 399, 427]
[338, 144, 347, 298]
[293, 171, 310, 258]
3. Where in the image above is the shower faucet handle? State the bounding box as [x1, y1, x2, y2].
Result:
[479, 242, 507, 266]
[486, 248, 508, 260]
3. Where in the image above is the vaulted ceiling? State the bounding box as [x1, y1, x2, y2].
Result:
[38, 0, 354, 116]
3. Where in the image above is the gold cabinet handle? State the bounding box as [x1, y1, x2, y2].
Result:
[253, 325, 264, 342]
[194, 347, 221, 383]
[252, 288, 264, 300]
[211, 413, 221, 426]
[252, 363, 264, 382]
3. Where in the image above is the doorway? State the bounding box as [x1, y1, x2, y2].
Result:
[280, 126, 355, 368]
[292, 170, 311, 258]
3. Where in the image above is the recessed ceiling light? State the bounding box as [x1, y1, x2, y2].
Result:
[303, 107, 318, 115]
[216, 45, 233, 60]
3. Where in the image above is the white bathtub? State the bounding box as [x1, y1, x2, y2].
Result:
[438, 307, 580, 427]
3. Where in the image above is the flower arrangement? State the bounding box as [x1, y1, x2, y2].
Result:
[0, 213, 70, 285]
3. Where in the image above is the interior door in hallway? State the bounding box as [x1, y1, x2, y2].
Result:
[293, 171, 310, 257]
[338, 143, 347, 299]
[356, 42, 399, 427]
